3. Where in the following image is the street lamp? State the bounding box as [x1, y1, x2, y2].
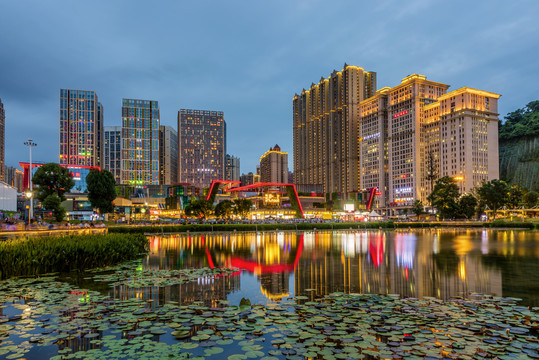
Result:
[24, 138, 37, 223]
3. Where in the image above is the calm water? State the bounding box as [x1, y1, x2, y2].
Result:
[109, 229, 539, 307]
[3, 229, 539, 360]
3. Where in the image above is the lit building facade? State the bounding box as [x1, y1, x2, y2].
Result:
[260, 144, 288, 183]
[178, 109, 226, 190]
[0, 98, 4, 182]
[357, 74, 500, 214]
[293, 64, 377, 196]
[121, 99, 160, 185]
[159, 125, 178, 185]
[59, 89, 103, 167]
[104, 126, 122, 184]
[225, 154, 240, 181]
[422, 88, 501, 196]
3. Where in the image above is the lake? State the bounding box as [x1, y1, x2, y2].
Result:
[1, 229, 539, 360]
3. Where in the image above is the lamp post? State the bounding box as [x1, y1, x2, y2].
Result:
[24, 138, 37, 223]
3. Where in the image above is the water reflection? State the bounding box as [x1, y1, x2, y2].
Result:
[112, 229, 539, 307]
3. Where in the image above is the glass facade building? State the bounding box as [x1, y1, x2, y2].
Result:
[59, 89, 103, 167]
[159, 125, 178, 185]
[178, 109, 226, 190]
[104, 126, 122, 183]
[121, 98, 160, 185]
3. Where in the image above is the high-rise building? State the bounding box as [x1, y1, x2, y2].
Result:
[0, 98, 4, 182]
[178, 109, 226, 190]
[59, 89, 103, 167]
[357, 74, 500, 214]
[260, 144, 288, 183]
[121, 99, 160, 185]
[104, 126, 122, 184]
[4, 166, 23, 192]
[293, 64, 377, 196]
[422, 87, 501, 196]
[159, 125, 178, 185]
[240, 172, 256, 187]
[225, 154, 240, 181]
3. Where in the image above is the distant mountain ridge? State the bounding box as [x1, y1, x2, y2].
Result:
[499, 101, 539, 191]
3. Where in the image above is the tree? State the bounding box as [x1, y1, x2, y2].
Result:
[214, 200, 235, 219]
[427, 176, 460, 219]
[524, 191, 538, 208]
[476, 180, 509, 217]
[42, 194, 66, 222]
[86, 169, 117, 214]
[184, 199, 213, 219]
[234, 199, 253, 218]
[458, 194, 478, 220]
[411, 200, 424, 217]
[32, 163, 74, 222]
[507, 185, 525, 209]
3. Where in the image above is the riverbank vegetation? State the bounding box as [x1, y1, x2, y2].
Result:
[107, 220, 537, 234]
[0, 233, 148, 279]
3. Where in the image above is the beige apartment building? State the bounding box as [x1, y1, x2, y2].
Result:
[356, 74, 500, 214]
[293, 64, 377, 196]
[260, 144, 288, 183]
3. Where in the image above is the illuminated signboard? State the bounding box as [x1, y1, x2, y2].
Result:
[264, 193, 281, 205]
[393, 110, 408, 118]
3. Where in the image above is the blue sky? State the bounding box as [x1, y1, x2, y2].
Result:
[1, 0, 538, 174]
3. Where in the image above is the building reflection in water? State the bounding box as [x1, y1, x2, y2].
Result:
[108, 229, 539, 306]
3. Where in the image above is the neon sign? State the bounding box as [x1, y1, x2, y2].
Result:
[393, 110, 408, 118]
[363, 132, 380, 141]
[264, 193, 281, 205]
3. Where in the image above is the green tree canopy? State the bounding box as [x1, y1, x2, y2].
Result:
[507, 185, 525, 209]
[234, 199, 253, 218]
[86, 169, 117, 214]
[184, 199, 214, 219]
[499, 100, 539, 141]
[476, 179, 509, 215]
[214, 200, 235, 219]
[32, 163, 74, 202]
[458, 194, 478, 220]
[524, 191, 538, 208]
[427, 176, 460, 219]
[411, 200, 424, 217]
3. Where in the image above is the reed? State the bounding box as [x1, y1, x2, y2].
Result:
[0, 233, 148, 279]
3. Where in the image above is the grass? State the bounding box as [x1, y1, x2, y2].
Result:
[107, 220, 538, 234]
[0, 233, 148, 279]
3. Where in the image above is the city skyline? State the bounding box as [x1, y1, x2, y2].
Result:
[1, 1, 538, 174]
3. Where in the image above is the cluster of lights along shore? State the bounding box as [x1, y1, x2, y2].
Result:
[293, 67, 500, 214]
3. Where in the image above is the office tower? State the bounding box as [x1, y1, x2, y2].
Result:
[225, 154, 240, 181]
[422, 87, 501, 196]
[0, 98, 4, 181]
[59, 89, 103, 167]
[293, 64, 377, 197]
[240, 172, 256, 187]
[121, 99, 160, 185]
[178, 109, 226, 190]
[260, 144, 288, 183]
[159, 125, 178, 185]
[104, 126, 122, 183]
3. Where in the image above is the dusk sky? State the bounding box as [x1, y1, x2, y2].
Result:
[1, 0, 538, 174]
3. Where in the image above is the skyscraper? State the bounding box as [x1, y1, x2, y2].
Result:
[225, 154, 240, 181]
[121, 99, 160, 185]
[159, 125, 178, 185]
[260, 145, 288, 183]
[178, 109, 226, 190]
[59, 89, 103, 167]
[293, 64, 377, 197]
[104, 126, 122, 183]
[0, 98, 4, 182]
